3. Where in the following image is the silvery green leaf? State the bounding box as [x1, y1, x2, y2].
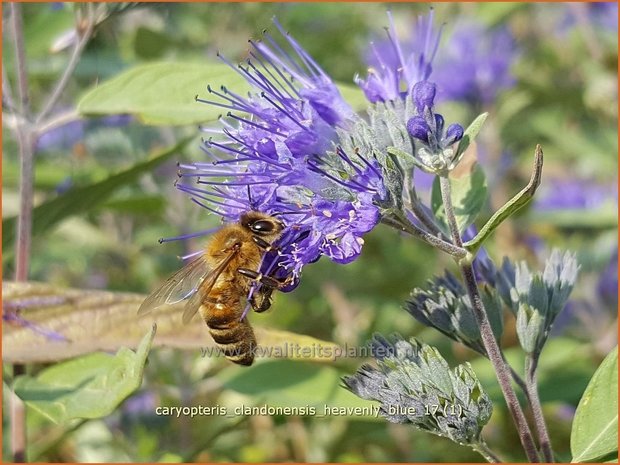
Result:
[544, 250, 579, 318]
[453, 112, 488, 166]
[383, 153, 405, 210]
[405, 271, 503, 356]
[344, 335, 492, 445]
[513, 249, 579, 354]
[516, 304, 545, 354]
[480, 285, 504, 340]
[526, 276, 550, 320]
[495, 258, 518, 314]
[452, 301, 480, 341]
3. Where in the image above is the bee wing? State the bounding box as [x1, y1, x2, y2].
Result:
[181, 247, 240, 324]
[137, 254, 211, 316]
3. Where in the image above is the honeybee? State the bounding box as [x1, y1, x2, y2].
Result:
[138, 211, 286, 366]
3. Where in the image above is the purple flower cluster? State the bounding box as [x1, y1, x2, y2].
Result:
[175, 12, 477, 295]
[177, 20, 387, 286]
[432, 22, 517, 105]
[406, 81, 464, 172]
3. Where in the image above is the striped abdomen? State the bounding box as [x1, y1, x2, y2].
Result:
[200, 294, 256, 366]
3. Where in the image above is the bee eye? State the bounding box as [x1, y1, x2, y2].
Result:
[250, 220, 275, 234]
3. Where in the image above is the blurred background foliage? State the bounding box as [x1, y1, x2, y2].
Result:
[2, 2, 617, 462]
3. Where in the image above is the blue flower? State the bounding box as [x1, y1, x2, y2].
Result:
[432, 21, 517, 105]
[406, 81, 464, 172]
[176, 19, 387, 286]
[356, 10, 442, 103]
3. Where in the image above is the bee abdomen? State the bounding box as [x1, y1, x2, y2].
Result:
[209, 324, 257, 366]
[202, 303, 257, 366]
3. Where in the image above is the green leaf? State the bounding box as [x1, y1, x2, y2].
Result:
[77, 62, 367, 126]
[13, 325, 156, 424]
[464, 145, 543, 254]
[2, 138, 191, 253]
[453, 112, 488, 163]
[77, 62, 247, 125]
[101, 194, 166, 216]
[133, 27, 173, 60]
[571, 346, 618, 463]
[431, 163, 488, 234]
[219, 360, 378, 418]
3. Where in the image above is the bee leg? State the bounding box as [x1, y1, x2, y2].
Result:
[251, 236, 278, 252]
[238, 268, 283, 288]
[250, 287, 274, 313]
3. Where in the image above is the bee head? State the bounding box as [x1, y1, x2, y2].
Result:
[241, 211, 284, 240]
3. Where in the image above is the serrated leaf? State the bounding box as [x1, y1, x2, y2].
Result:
[77, 62, 367, 126]
[2, 138, 191, 253]
[431, 163, 488, 234]
[2, 281, 341, 364]
[571, 346, 618, 463]
[13, 325, 156, 423]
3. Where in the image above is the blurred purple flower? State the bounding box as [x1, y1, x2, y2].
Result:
[36, 119, 86, 152]
[356, 10, 442, 103]
[562, 3, 619, 33]
[123, 390, 157, 416]
[36, 114, 132, 152]
[597, 248, 618, 308]
[534, 178, 617, 211]
[589, 2, 619, 31]
[433, 21, 517, 105]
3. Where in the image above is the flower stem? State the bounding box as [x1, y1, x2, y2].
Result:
[439, 176, 464, 248]
[11, 1, 33, 283]
[439, 175, 540, 462]
[472, 440, 503, 463]
[526, 354, 555, 462]
[35, 3, 96, 124]
[382, 209, 468, 259]
[10, 5, 30, 461]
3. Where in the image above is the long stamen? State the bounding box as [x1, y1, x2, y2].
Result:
[236, 63, 286, 103]
[176, 183, 249, 209]
[353, 147, 382, 177]
[260, 92, 307, 131]
[307, 161, 374, 193]
[336, 147, 363, 175]
[190, 197, 234, 218]
[271, 18, 325, 79]
[197, 179, 274, 187]
[260, 31, 307, 79]
[226, 112, 274, 133]
[248, 47, 301, 99]
[159, 226, 221, 243]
